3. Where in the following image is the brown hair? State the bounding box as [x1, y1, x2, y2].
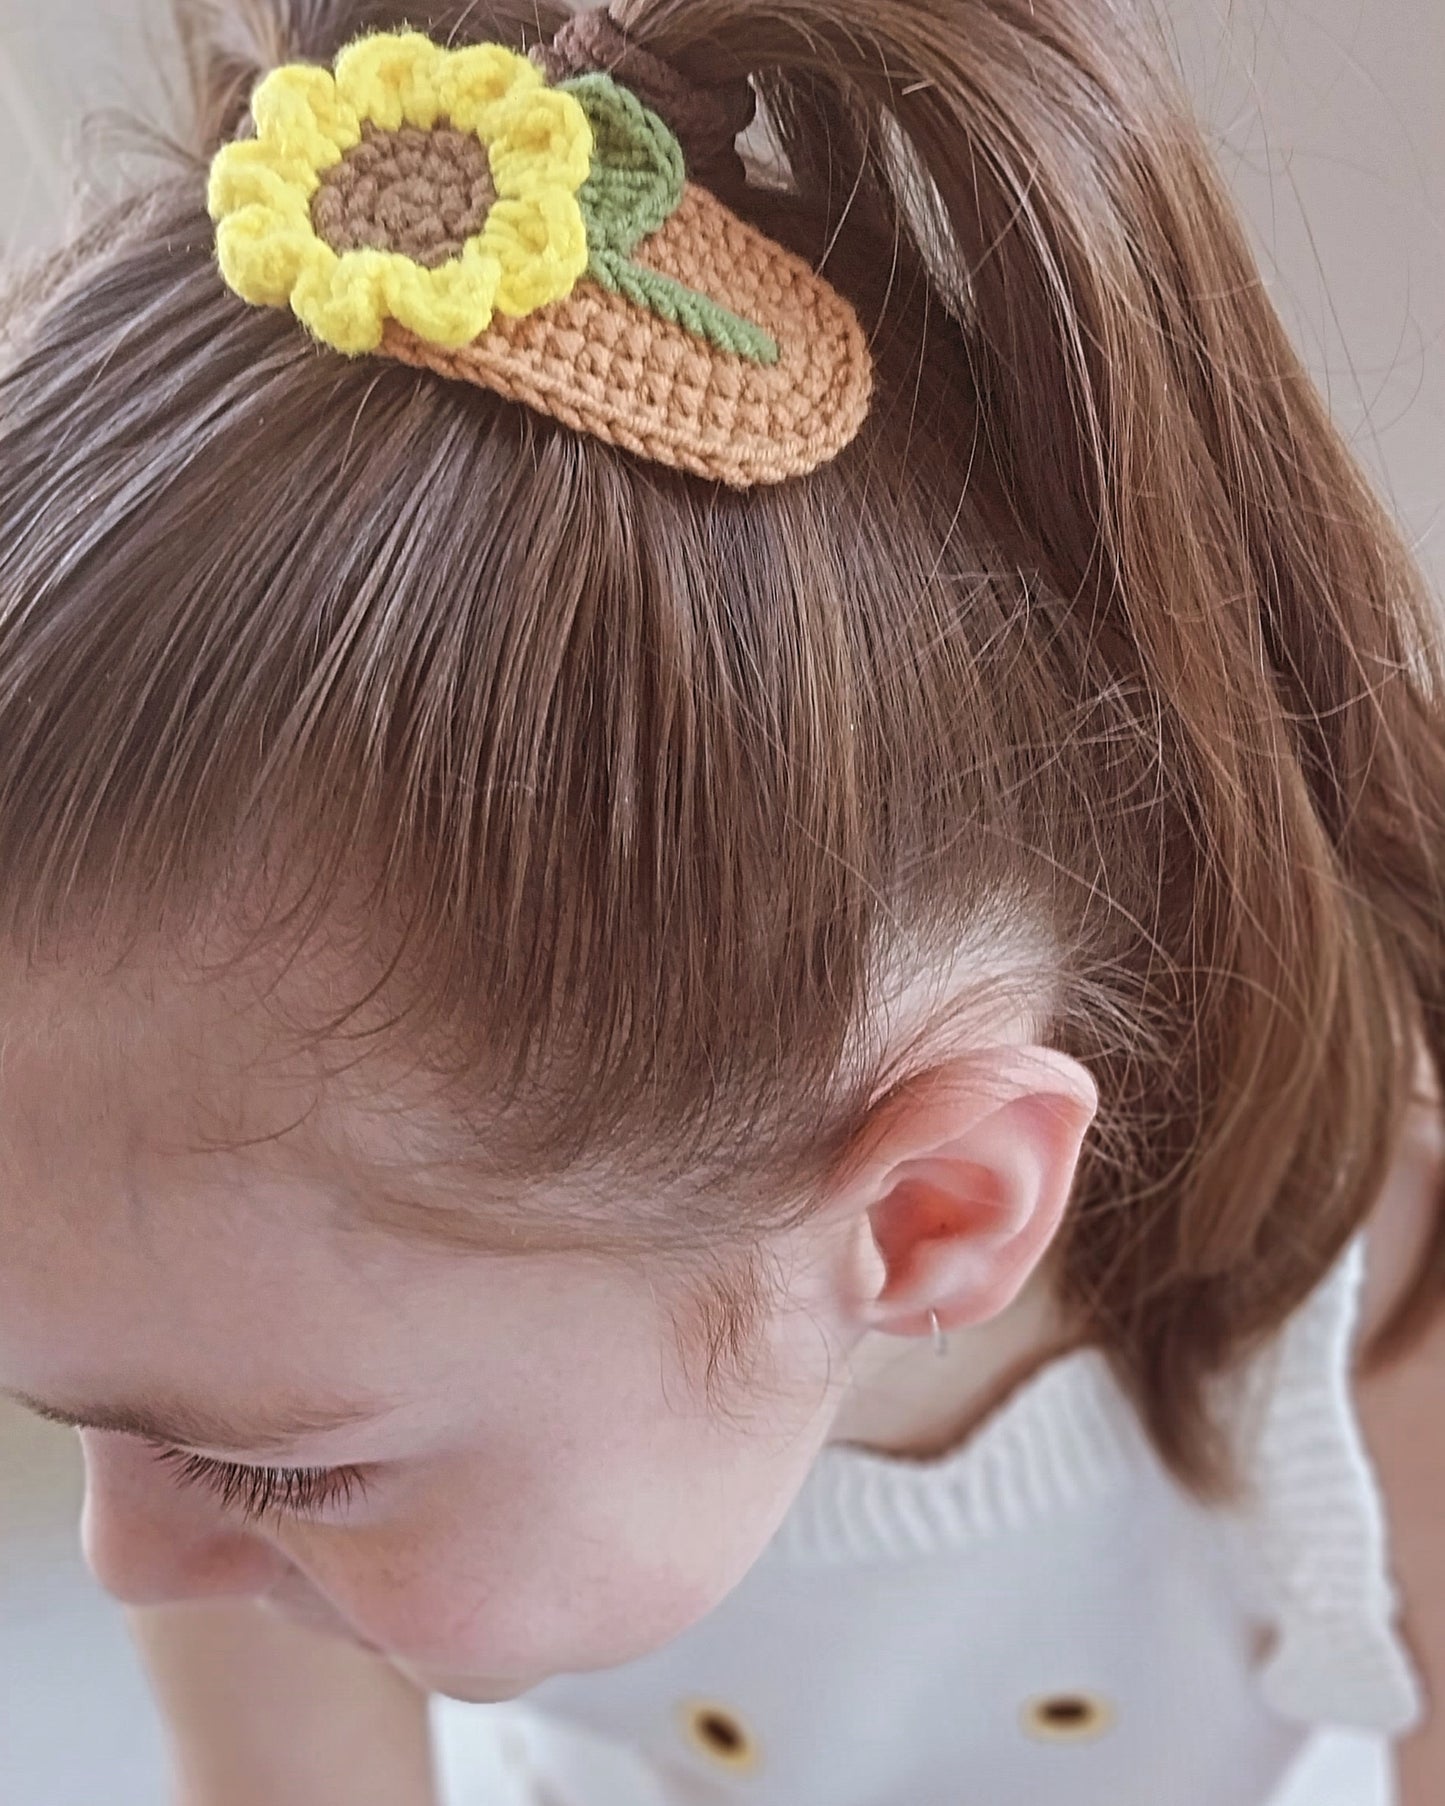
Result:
[1, 0, 1442, 1490]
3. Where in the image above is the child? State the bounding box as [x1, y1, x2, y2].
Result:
[0, 0, 1441, 1802]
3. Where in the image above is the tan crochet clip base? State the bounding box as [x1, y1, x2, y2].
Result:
[381, 184, 874, 488]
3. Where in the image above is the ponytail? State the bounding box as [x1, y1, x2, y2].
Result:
[620, 0, 1445, 1475]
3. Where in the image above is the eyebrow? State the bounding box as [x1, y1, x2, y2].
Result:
[2, 1387, 389, 1457]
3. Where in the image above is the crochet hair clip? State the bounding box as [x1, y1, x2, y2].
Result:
[206, 23, 874, 487]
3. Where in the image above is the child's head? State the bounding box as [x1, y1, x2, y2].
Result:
[1, 0, 1442, 1696]
[0, 939, 1096, 1696]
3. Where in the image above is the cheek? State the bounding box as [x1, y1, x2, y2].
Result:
[393, 1533, 723, 1675]
[288, 1293, 843, 1682]
[301, 1420, 827, 1677]
[317, 1488, 758, 1675]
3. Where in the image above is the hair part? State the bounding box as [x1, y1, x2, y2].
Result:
[2, 0, 1444, 1491]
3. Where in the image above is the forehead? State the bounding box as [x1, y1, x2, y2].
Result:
[0, 942, 528, 1230]
[0, 951, 673, 1452]
[0, 953, 403, 1362]
[0, 946, 490, 1320]
[0, 946, 686, 1279]
[0, 938, 811, 1272]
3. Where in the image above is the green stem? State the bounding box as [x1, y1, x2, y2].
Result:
[589, 251, 778, 366]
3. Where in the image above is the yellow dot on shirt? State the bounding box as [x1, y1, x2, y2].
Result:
[678, 1698, 762, 1772]
[1020, 1691, 1117, 1742]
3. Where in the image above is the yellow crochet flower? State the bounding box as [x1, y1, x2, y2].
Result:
[207, 33, 592, 354]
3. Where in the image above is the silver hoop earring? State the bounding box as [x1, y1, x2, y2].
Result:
[929, 1309, 948, 1358]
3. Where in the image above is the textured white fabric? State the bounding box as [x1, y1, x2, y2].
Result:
[432, 1238, 1421, 1806]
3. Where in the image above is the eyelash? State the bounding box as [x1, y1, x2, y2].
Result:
[152, 1447, 368, 1523]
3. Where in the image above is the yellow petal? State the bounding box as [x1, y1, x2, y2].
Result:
[292, 247, 385, 355]
[208, 139, 314, 221]
[486, 192, 588, 315]
[334, 31, 445, 131]
[440, 43, 539, 137]
[252, 65, 359, 169]
[216, 207, 324, 309]
[488, 87, 592, 195]
[385, 253, 499, 346]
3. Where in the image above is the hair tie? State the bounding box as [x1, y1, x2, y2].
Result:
[206, 27, 872, 487]
[530, 9, 755, 176]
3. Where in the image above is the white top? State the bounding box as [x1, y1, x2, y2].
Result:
[431, 1238, 1423, 1806]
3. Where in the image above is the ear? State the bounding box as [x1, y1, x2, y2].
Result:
[840, 1046, 1098, 1340]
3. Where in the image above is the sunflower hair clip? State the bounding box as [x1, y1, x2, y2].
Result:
[206, 15, 874, 487]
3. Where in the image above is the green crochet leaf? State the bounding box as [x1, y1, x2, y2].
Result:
[561, 73, 778, 367]
[561, 73, 684, 259]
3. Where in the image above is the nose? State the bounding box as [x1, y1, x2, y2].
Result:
[79, 1431, 288, 1608]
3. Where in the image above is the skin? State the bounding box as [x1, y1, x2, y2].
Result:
[0, 947, 1096, 1705]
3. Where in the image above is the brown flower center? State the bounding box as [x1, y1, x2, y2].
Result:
[311, 121, 497, 268]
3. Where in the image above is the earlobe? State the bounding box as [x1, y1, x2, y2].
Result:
[856, 1046, 1097, 1340]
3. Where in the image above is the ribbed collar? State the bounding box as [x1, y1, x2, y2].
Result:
[767, 1347, 1156, 1567]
